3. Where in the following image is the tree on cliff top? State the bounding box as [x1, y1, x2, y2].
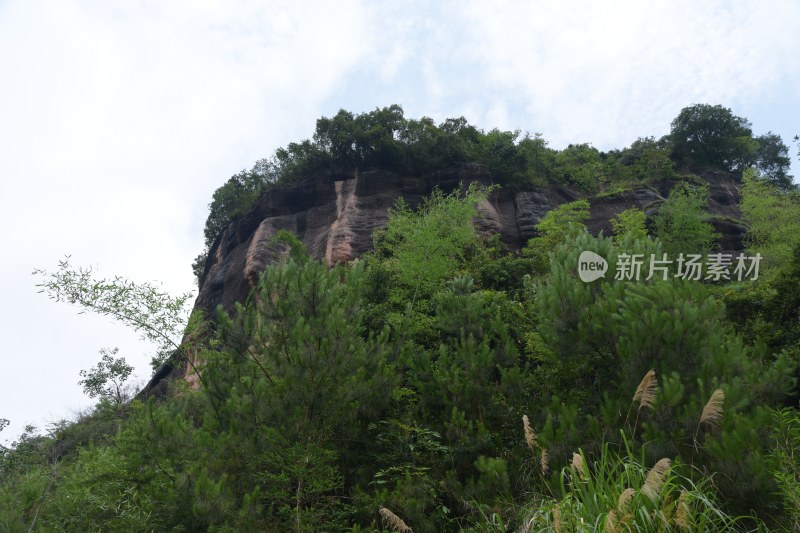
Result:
[669, 103, 793, 189]
[669, 104, 755, 173]
[195, 104, 793, 284]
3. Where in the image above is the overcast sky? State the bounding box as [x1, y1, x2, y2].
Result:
[1, 0, 798, 444]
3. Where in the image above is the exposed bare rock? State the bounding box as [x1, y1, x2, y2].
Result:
[194, 164, 745, 316]
[515, 191, 552, 241]
[699, 169, 742, 214]
[325, 178, 359, 265]
[194, 164, 511, 315]
[141, 164, 746, 396]
[515, 188, 578, 241]
[587, 188, 666, 236]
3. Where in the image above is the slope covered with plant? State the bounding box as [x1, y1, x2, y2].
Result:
[2, 106, 799, 531]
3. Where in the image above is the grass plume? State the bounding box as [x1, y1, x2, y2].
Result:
[553, 506, 562, 533]
[633, 369, 658, 410]
[642, 458, 671, 501]
[694, 388, 725, 452]
[605, 509, 618, 532]
[675, 490, 691, 529]
[571, 452, 587, 478]
[699, 388, 725, 430]
[379, 506, 412, 532]
[627, 370, 658, 437]
[618, 487, 634, 512]
[522, 414, 536, 450]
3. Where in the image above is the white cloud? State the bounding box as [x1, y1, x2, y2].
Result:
[0, 0, 374, 442]
[454, 0, 800, 148]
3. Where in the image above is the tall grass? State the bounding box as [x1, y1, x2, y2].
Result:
[508, 372, 762, 532]
[519, 439, 756, 532]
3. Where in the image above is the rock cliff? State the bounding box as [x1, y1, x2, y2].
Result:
[196, 164, 744, 315]
[143, 164, 745, 396]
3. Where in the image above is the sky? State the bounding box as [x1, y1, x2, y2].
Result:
[1, 0, 799, 444]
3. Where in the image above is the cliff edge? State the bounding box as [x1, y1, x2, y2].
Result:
[142, 164, 745, 396]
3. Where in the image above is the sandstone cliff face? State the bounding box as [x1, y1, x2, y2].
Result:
[142, 164, 745, 396]
[584, 169, 745, 251]
[196, 164, 744, 315]
[196, 164, 574, 315]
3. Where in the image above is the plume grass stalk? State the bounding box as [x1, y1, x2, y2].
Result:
[693, 388, 725, 453]
[520, 436, 755, 531]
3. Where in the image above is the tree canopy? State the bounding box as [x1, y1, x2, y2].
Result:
[194, 104, 794, 283]
[669, 103, 792, 188]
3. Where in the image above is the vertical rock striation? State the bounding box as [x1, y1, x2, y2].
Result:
[141, 164, 745, 396]
[195, 164, 745, 316]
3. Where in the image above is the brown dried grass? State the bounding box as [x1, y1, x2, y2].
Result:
[379, 506, 412, 532]
[642, 458, 671, 501]
[699, 388, 725, 431]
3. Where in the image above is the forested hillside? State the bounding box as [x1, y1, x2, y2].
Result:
[2, 105, 799, 532]
[192, 103, 792, 281]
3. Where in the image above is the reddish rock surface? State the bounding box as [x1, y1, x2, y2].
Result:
[195, 164, 744, 315]
[142, 164, 745, 396]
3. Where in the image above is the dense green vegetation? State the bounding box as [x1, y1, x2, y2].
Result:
[3, 106, 799, 531]
[193, 103, 793, 281]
